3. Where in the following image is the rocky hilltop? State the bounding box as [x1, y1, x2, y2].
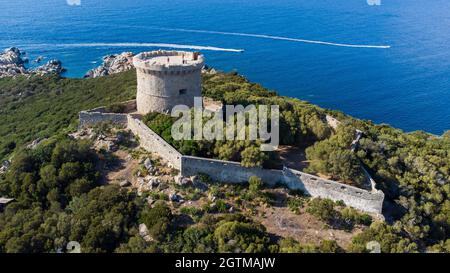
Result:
[84, 52, 134, 78]
[0, 47, 65, 78]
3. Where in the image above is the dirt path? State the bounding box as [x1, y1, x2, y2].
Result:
[106, 150, 139, 184]
[276, 145, 309, 171]
[256, 206, 361, 248]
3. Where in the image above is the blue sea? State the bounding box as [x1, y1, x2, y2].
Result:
[1, 0, 449, 134]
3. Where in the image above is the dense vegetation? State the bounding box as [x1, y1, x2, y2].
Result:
[0, 137, 337, 253]
[205, 70, 449, 252]
[0, 69, 448, 252]
[142, 112, 269, 168]
[0, 70, 136, 161]
[202, 71, 332, 145]
[0, 137, 141, 252]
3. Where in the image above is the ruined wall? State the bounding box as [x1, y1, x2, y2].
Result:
[181, 155, 384, 214]
[77, 107, 384, 215]
[284, 169, 384, 214]
[78, 110, 128, 129]
[181, 156, 284, 185]
[127, 115, 182, 169]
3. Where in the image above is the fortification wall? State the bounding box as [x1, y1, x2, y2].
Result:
[181, 155, 384, 214]
[181, 156, 284, 186]
[78, 111, 128, 129]
[285, 169, 384, 214]
[127, 115, 182, 169]
[77, 107, 384, 215]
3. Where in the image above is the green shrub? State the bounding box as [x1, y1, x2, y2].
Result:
[105, 103, 126, 113]
[306, 198, 338, 224]
[140, 201, 173, 241]
[248, 176, 263, 192]
[287, 196, 305, 214]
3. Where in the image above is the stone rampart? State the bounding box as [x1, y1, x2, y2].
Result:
[127, 115, 182, 169]
[77, 107, 384, 215]
[78, 111, 128, 129]
[181, 155, 384, 214]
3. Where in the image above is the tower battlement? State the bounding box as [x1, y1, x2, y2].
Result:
[133, 50, 204, 114]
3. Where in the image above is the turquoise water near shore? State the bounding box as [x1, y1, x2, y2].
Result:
[1, 0, 449, 134]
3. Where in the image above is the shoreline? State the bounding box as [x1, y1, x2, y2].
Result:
[1, 46, 448, 136]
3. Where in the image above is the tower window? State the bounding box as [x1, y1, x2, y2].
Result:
[179, 89, 187, 95]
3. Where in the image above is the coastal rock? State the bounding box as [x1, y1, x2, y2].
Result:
[84, 52, 134, 78]
[33, 56, 44, 64]
[31, 59, 65, 76]
[0, 47, 23, 65]
[0, 47, 27, 78]
[0, 47, 65, 78]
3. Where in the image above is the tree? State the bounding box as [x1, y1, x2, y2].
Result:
[305, 125, 366, 186]
[140, 201, 173, 241]
[306, 198, 339, 224]
[241, 146, 267, 168]
[213, 220, 272, 253]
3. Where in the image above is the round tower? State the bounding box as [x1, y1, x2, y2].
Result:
[133, 50, 204, 114]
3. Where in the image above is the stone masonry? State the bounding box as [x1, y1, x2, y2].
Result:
[78, 50, 384, 215]
[133, 51, 204, 114]
[78, 108, 384, 215]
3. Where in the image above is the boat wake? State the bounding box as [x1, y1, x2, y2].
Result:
[152, 27, 391, 49]
[27, 43, 244, 53]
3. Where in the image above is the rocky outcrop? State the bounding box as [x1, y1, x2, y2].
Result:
[0, 160, 11, 175]
[30, 59, 65, 76]
[0, 47, 65, 78]
[0, 47, 28, 78]
[84, 52, 134, 78]
[26, 138, 47, 150]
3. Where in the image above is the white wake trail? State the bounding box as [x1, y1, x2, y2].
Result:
[154, 27, 391, 49]
[36, 43, 244, 52]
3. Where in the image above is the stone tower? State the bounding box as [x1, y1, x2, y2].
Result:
[133, 50, 204, 114]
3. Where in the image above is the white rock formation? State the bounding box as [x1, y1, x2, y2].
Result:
[0, 47, 65, 78]
[84, 52, 134, 78]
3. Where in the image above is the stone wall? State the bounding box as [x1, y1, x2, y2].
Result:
[181, 155, 384, 214]
[77, 107, 384, 215]
[127, 115, 182, 169]
[78, 110, 128, 129]
[285, 169, 384, 214]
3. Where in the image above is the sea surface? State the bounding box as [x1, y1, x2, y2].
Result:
[1, 0, 449, 134]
